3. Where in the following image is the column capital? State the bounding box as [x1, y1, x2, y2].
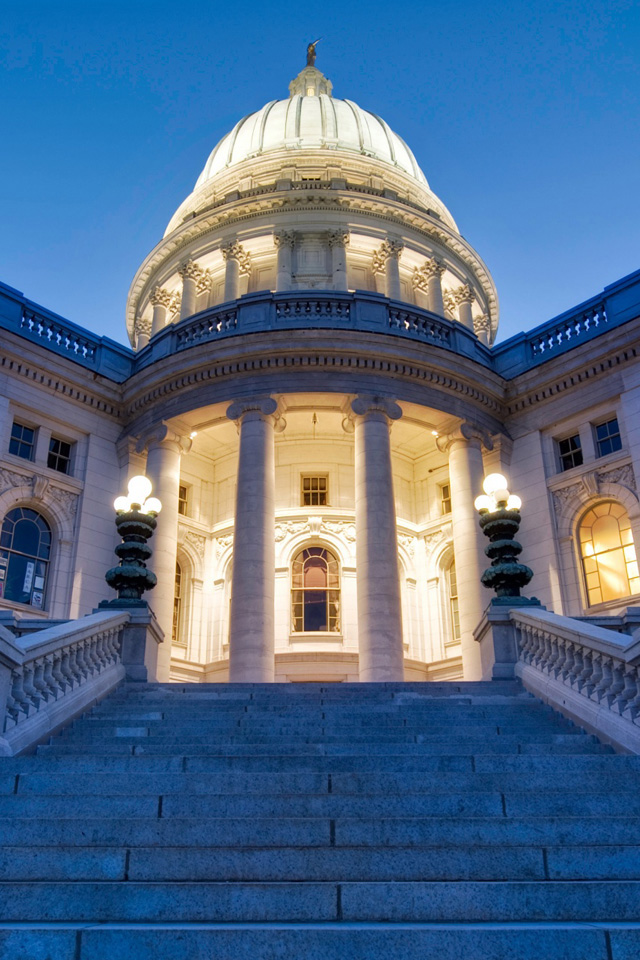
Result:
[135, 422, 193, 456]
[351, 395, 402, 422]
[436, 421, 494, 454]
[411, 266, 428, 292]
[149, 286, 173, 308]
[226, 396, 279, 424]
[372, 238, 404, 274]
[453, 283, 475, 305]
[273, 230, 296, 249]
[423, 256, 445, 279]
[178, 259, 204, 282]
[327, 230, 350, 249]
[474, 313, 490, 334]
[221, 240, 251, 275]
[134, 316, 151, 338]
[196, 269, 212, 295]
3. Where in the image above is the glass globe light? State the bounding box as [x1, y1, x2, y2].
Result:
[483, 473, 508, 496]
[474, 494, 494, 513]
[493, 488, 510, 504]
[143, 497, 162, 515]
[114, 496, 130, 513]
[128, 475, 153, 504]
[507, 494, 522, 511]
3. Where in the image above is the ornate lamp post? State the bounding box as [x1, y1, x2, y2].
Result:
[474, 473, 535, 604]
[103, 475, 162, 606]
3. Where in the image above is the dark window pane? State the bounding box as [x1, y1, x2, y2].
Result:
[595, 419, 622, 458]
[9, 422, 35, 460]
[558, 435, 583, 471]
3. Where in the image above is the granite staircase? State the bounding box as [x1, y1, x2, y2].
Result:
[1, 680, 640, 959]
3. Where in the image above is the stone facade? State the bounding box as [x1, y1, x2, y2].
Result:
[1, 56, 639, 685]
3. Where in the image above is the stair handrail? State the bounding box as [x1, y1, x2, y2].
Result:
[0, 610, 130, 756]
[510, 606, 640, 752]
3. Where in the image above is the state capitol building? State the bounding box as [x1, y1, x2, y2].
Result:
[2, 51, 639, 685]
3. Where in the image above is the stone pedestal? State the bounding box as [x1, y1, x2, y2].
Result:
[351, 396, 404, 682]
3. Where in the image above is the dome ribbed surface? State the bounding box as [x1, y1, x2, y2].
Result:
[195, 95, 428, 187]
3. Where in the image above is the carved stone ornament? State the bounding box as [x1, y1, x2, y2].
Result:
[221, 241, 251, 276]
[135, 423, 193, 457]
[322, 520, 356, 542]
[596, 463, 637, 492]
[168, 292, 182, 317]
[473, 314, 491, 335]
[398, 533, 416, 557]
[411, 267, 429, 292]
[149, 287, 174, 308]
[443, 290, 457, 317]
[32, 476, 50, 501]
[0, 467, 30, 492]
[326, 230, 350, 248]
[195, 269, 212, 296]
[551, 483, 582, 517]
[453, 283, 475, 305]
[178, 259, 205, 282]
[275, 520, 310, 542]
[436, 422, 493, 455]
[423, 525, 452, 553]
[273, 230, 296, 249]
[185, 531, 206, 560]
[423, 257, 445, 279]
[134, 316, 152, 338]
[215, 534, 233, 558]
[48, 487, 80, 522]
[372, 238, 404, 274]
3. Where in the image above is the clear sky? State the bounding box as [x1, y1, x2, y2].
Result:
[1, 0, 638, 345]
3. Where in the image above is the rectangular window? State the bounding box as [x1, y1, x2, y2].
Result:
[557, 434, 583, 472]
[9, 422, 35, 460]
[440, 482, 452, 515]
[301, 475, 328, 507]
[595, 418, 622, 458]
[47, 437, 72, 474]
[178, 484, 189, 516]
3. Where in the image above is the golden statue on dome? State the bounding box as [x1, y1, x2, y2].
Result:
[306, 38, 322, 66]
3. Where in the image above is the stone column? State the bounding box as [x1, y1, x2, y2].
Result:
[178, 259, 204, 321]
[141, 425, 192, 681]
[150, 287, 173, 338]
[384, 240, 404, 300]
[274, 232, 295, 292]
[226, 397, 283, 682]
[351, 396, 405, 682]
[474, 314, 491, 346]
[134, 317, 151, 351]
[222, 241, 251, 302]
[424, 258, 445, 315]
[327, 230, 349, 291]
[437, 423, 490, 679]
[453, 284, 476, 331]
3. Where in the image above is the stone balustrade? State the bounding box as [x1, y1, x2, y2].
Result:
[477, 604, 640, 753]
[0, 608, 163, 755]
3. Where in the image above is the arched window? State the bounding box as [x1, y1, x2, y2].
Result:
[172, 561, 185, 645]
[291, 547, 340, 632]
[447, 559, 461, 643]
[579, 501, 640, 605]
[0, 508, 52, 609]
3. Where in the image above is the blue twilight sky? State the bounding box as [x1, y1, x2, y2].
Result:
[1, 0, 639, 346]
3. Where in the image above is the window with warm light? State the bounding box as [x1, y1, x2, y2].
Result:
[579, 501, 640, 605]
[173, 561, 185, 644]
[440, 483, 452, 515]
[301, 475, 328, 507]
[178, 485, 189, 516]
[291, 547, 340, 632]
[447, 559, 461, 643]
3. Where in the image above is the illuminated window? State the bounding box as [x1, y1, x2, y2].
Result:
[291, 547, 340, 632]
[9, 422, 35, 461]
[301, 475, 328, 507]
[0, 508, 51, 608]
[178, 485, 189, 516]
[447, 560, 461, 643]
[48, 437, 73, 474]
[557, 434, 583, 472]
[440, 483, 452, 515]
[595, 418, 622, 458]
[172, 561, 185, 644]
[579, 501, 640, 605]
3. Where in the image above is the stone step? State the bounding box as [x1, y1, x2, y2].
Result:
[38, 735, 608, 757]
[1, 880, 639, 923]
[5, 815, 640, 847]
[9, 769, 640, 796]
[1, 921, 631, 960]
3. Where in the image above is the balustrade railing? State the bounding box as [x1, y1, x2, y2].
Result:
[529, 303, 607, 358]
[0, 610, 130, 755]
[509, 607, 640, 753]
[175, 309, 237, 350]
[275, 298, 351, 320]
[388, 307, 451, 346]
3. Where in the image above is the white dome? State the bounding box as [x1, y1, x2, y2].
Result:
[195, 93, 429, 189]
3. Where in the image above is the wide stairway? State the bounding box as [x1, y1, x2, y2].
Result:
[1, 681, 640, 959]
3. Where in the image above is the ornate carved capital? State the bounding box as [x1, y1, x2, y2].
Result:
[411, 267, 428, 292]
[226, 396, 279, 423]
[135, 422, 192, 456]
[443, 290, 457, 317]
[168, 292, 182, 318]
[473, 313, 490, 335]
[423, 256, 445, 279]
[273, 231, 296, 249]
[436, 421, 493, 454]
[196, 269, 212, 296]
[221, 241, 251, 275]
[372, 239, 404, 274]
[134, 316, 152, 337]
[351, 395, 402, 422]
[327, 230, 350, 249]
[453, 283, 475, 305]
[149, 287, 173, 309]
[178, 259, 204, 282]
[385, 239, 404, 260]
